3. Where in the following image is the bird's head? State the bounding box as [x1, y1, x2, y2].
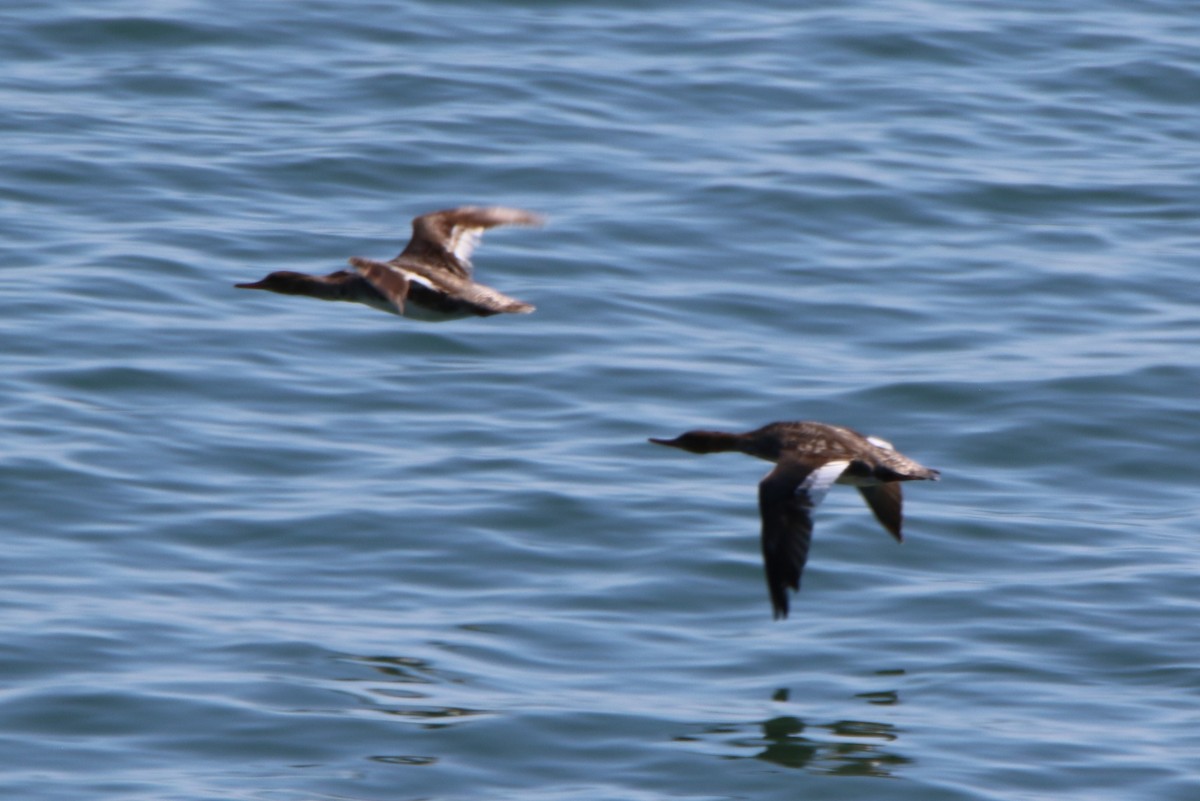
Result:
[234, 271, 316, 296]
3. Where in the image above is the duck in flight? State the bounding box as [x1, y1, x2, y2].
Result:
[235, 206, 542, 320]
[650, 421, 940, 619]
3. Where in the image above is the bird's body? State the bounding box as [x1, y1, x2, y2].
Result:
[236, 206, 541, 320]
[650, 421, 939, 619]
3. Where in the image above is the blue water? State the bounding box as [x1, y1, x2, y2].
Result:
[2, 2, 1199, 799]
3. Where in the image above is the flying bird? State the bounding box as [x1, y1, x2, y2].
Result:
[236, 206, 541, 320]
[650, 421, 940, 619]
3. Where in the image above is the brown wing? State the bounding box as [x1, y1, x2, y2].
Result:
[857, 484, 904, 543]
[758, 472, 811, 620]
[757, 457, 852, 619]
[451, 281, 536, 315]
[349, 257, 409, 313]
[397, 206, 543, 279]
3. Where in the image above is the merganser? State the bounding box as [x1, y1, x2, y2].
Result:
[236, 206, 541, 320]
[650, 421, 940, 619]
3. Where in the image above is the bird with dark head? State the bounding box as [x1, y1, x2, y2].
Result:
[235, 206, 542, 321]
[650, 420, 940, 619]
[236, 270, 356, 296]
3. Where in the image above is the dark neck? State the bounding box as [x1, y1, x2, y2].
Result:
[677, 430, 749, 454]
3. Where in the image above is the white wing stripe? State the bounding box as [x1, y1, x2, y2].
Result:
[451, 228, 483, 264]
[797, 460, 851, 507]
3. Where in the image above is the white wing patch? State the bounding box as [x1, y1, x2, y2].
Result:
[449, 227, 483, 265]
[796, 460, 851, 507]
[866, 435, 894, 450]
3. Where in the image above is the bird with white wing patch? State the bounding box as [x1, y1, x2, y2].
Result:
[649, 421, 940, 619]
[236, 206, 542, 320]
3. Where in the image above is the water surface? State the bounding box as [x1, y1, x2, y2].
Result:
[2, 2, 1199, 799]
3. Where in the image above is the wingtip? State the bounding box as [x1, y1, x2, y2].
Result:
[771, 592, 791, 619]
[882, 517, 904, 543]
[468, 206, 546, 228]
[769, 582, 794, 620]
[501, 207, 546, 227]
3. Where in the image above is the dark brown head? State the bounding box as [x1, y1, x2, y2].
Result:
[234, 271, 320, 296]
[648, 430, 740, 454]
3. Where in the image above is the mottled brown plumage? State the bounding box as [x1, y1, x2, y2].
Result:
[236, 206, 541, 320]
[650, 421, 940, 619]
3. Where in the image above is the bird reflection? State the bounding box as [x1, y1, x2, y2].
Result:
[335, 652, 490, 728]
[676, 688, 911, 777]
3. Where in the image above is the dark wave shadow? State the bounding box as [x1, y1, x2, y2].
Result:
[674, 686, 911, 778]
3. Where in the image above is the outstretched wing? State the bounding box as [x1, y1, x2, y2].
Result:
[757, 458, 849, 619]
[857, 483, 904, 542]
[397, 206, 543, 278]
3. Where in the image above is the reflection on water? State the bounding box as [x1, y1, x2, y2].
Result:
[675, 685, 910, 778]
[855, 690, 900, 705]
[341, 654, 445, 684]
[368, 755, 438, 766]
[332, 652, 491, 728]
